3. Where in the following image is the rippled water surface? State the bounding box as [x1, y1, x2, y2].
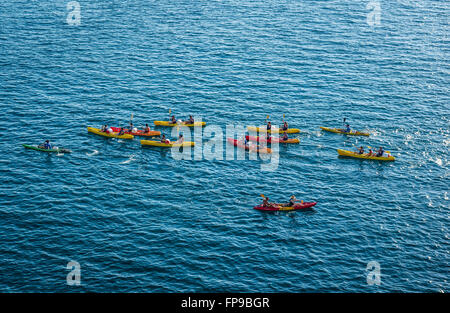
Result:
[0, 1, 448, 292]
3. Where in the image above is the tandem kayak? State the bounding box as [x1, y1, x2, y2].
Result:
[87, 127, 134, 139]
[337, 149, 395, 161]
[227, 138, 272, 154]
[320, 126, 369, 137]
[154, 121, 206, 127]
[246, 135, 299, 144]
[23, 144, 72, 153]
[140, 140, 195, 147]
[247, 126, 300, 134]
[254, 202, 317, 211]
[110, 127, 160, 137]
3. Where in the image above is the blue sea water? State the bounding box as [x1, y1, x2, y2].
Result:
[0, 0, 448, 292]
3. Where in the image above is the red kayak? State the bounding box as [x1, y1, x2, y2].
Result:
[111, 127, 160, 137]
[245, 135, 299, 144]
[227, 138, 272, 154]
[253, 202, 317, 211]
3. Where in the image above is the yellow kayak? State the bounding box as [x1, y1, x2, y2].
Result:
[154, 121, 206, 127]
[247, 126, 300, 134]
[337, 149, 395, 161]
[87, 127, 134, 139]
[320, 126, 369, 136]
[140, 140, 195, 147]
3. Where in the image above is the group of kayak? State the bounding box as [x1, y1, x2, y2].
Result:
[24, 115, 395, 161]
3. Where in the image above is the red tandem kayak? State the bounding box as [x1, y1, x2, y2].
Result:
[227, 138, 272, 154]
[253, 202, 317, 211]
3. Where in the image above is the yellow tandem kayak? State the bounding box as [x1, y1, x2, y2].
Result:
[337, 149, 395, 161]
[140, 140, 195, 147]
[320, 126, 369, 136]
[153, 121, 206, 127]
[247, 126, 300, 134]
[87, 127, 134, 139]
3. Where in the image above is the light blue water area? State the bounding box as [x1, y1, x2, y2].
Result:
[0, 0, 448, 292]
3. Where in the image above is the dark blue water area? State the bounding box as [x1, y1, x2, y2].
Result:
[0, 1, 448, 292]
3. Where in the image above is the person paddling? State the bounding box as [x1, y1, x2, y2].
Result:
[118, 128, 125, 136]
[281, 132, 289, 142]
[184, 115, 194, 125]
[282, 121, 288, 131]
[144, 124, 150, 133]
[161, 134, 169, 144]
[344, 124, 351, 133]
[376, 147, 384, 157]
[39, 140, 52, 150]
[283, 195, 299, 207]
[169, 115, 177, 124]
[176, 134, 184, 144]
[357, 146, 364, 154]
[267, 121, 272, 131]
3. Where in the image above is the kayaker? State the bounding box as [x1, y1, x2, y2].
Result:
[176, 134, 184, 144]
[169, 115, 177, 124]
[357, 146, 364, 154]
[376, 147, 384, 157]
[118, 128, 125, 136]
[39, 140, 52, 150]
[262, 197, 270, 207]
[344, 124, 351, 133]
[184, 115, 194, 124]
[144, 124, 151, 133]
[267, 121, 272, 131]
[101, 125, 107, 132]
[283, 195, 299, 207]
[281, 132, 289, 142]
[129, 122, 134, 131]
[161, 134, 170, 144]
[367, 149, 373, 156]
[282, 121, 288, 131]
